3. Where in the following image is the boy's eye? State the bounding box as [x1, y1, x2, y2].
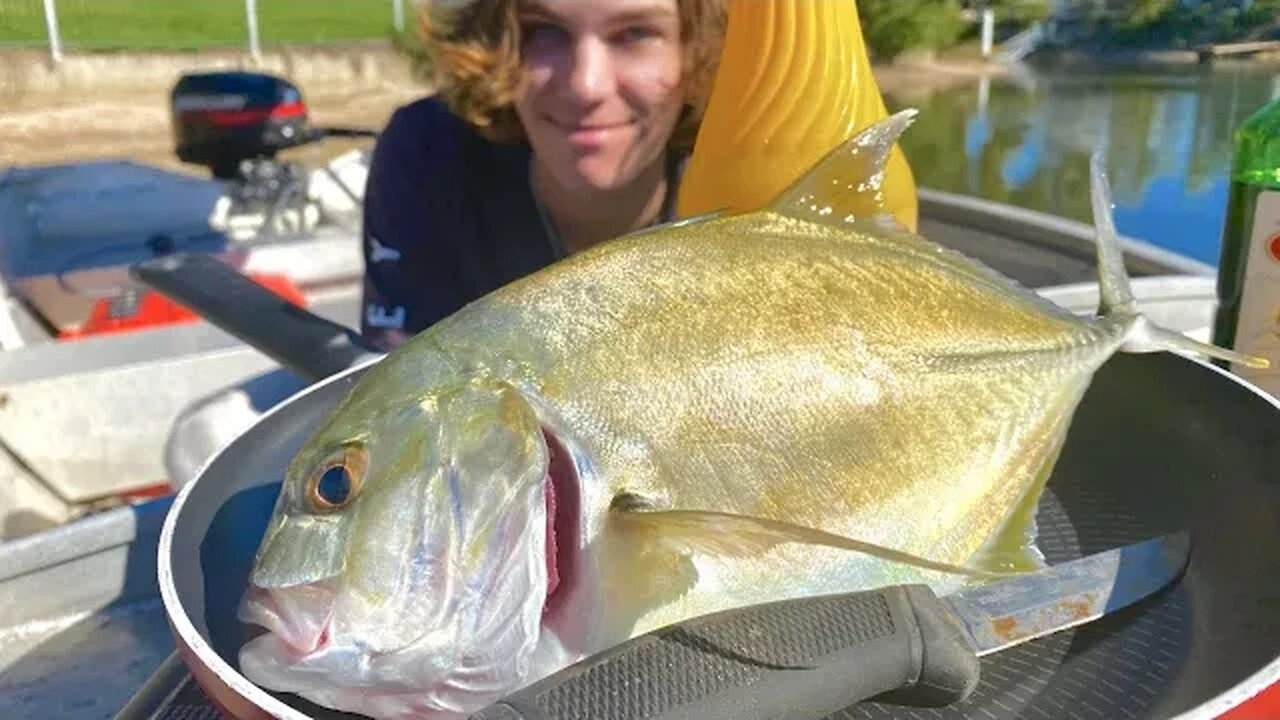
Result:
[521, 21, 569, 47]
[614, 25, 662, 44]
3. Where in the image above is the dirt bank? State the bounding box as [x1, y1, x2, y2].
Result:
[1, 45, 997, 173]
[873, 54, 1010, 103]
[0, 43, 416, 103]
[1, 45, 427, 173]
[0, 81, 424, 174]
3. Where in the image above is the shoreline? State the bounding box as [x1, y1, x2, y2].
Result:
[0, 45, 418, 107]
[0, 44, 1009, 100]
[0, 44, 1010, 172]
[4, 41, 1276, 106]
[2, 43, 1275, 172]
[872, 54, 1010, 101]
[0, 46, 425, 174]
[1032, 47, 1280, 68]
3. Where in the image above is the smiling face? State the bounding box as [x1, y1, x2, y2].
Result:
[514, 0, 686, 192]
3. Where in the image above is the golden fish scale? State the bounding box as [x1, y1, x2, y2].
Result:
[417, 211, 1118, 627]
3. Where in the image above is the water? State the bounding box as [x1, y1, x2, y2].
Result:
[884, 60, 1280, 267]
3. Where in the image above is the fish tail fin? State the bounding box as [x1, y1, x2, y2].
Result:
[1088, 153, 1270, 370]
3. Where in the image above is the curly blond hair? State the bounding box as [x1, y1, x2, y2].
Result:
[418, 0, 725, 151]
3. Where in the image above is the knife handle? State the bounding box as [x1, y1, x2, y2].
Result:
[468, 584, 980, 720]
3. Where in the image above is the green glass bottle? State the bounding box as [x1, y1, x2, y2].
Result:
[1212, 96, 1280, 397]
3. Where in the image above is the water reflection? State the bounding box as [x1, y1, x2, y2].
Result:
[887, 61, 1280, 265]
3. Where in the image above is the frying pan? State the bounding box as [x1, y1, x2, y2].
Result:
[135, 253, 1280, 720]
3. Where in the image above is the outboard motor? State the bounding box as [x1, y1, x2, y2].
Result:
[171, 71, 312, 180]
[0, 71, 376, 346]
[169, 71, 377, 242]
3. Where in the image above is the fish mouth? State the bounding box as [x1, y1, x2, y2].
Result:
[238, 580, 336, 658]
[541, 428, 581, 621]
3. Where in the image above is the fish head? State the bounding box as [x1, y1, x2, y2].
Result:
[237, 368, 560, 717]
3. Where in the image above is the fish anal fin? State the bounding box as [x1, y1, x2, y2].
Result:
[770, 109, 918, 230]
[965, 466, 1053, 576]
[964, 390, 1081, 576]
[610, 494, 1008, 579]
[963, 434, 1060, 576]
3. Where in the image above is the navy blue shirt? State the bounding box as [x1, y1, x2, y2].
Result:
[360, 96, 682, 349]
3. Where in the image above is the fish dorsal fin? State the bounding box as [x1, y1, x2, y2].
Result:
[770, 109, 918, 229]
[610, 493, 1007, 579]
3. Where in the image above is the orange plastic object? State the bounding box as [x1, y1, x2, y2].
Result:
[677, 0, 918, 231]
[58, 273, 307, 341]
[116, 481, 177, 502]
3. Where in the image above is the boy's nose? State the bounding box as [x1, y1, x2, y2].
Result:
[566, 37, 617, 105]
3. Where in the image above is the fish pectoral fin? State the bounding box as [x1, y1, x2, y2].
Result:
[610, 496, 1008, 578]
[769, 109, 918, 230]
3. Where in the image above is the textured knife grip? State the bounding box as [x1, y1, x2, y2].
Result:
[468, 585, 980, 720]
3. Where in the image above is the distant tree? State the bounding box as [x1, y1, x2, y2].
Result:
[860, 0, 966, 59]
[1121, 0, 1177, 29]
[984, 0, 1052, 25]
[1243, 0, 1280, 35]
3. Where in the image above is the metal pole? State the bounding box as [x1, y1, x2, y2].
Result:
[980, 7, 995, 59]
[41, 0, 63, 63]
[393, 0, 406, 33]
[245, 0, 262, 64]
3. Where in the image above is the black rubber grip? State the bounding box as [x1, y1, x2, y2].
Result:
[469, 585, 980, 720]
[131, 253, 381, 381]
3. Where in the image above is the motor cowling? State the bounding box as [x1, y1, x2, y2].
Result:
[172, 71, 312, 180]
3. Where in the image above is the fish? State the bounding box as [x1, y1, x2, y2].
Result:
[236, 110, 1265, 720]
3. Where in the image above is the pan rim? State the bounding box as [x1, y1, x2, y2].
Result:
[158, 352, 1280, 719]
[1161, 356, 1280, 720]
[159, 354, 384, 720]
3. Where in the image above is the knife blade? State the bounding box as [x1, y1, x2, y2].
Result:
[468, 532, 1191, 720]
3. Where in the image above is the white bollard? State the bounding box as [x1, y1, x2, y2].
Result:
[393, 0, 406, 33]
[245, 0, 262, 64]
[981, 7, 995, 59]
[42, 0, 63, 63]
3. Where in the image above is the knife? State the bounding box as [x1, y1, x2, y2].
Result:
[468, 532, 1190, 720]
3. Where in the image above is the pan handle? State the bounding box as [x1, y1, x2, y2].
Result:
[131, 253, 382, 382]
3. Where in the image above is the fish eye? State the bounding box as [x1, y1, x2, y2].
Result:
[306, 446, 367, 513]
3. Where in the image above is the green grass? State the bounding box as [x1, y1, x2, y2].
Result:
[0, 0, 400, 50]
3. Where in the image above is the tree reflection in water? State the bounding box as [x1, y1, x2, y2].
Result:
[887, 60, 1280, 265]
